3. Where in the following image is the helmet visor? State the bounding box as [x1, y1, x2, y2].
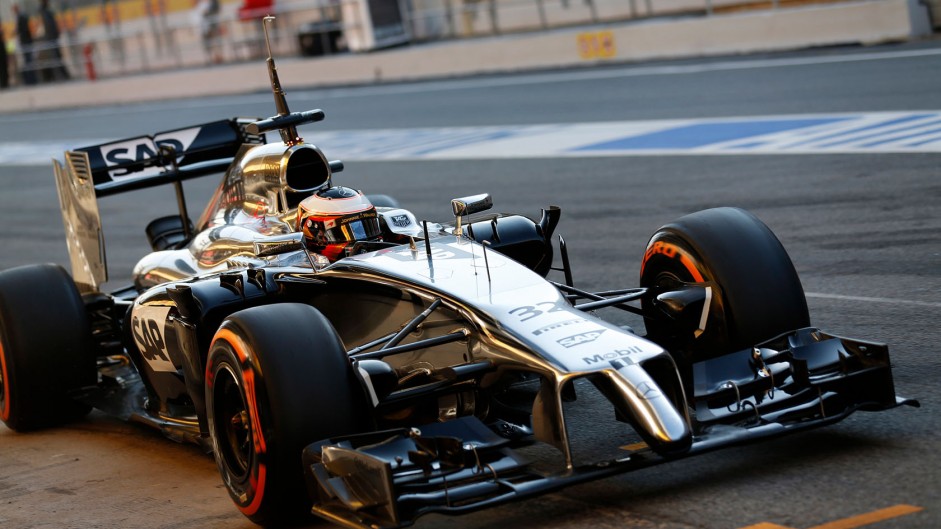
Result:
[304, 210, 382, 246]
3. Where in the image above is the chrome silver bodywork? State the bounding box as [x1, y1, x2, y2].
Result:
[128, 141, 334, 290]
[335, 238, 691, 461]
[53, 151, 107, 293]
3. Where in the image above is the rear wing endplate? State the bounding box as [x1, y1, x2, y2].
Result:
[54, 152, 106, 293]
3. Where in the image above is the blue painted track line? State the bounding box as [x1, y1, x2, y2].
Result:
[572, 118, 852, 151]
[3, 112, 940, 166]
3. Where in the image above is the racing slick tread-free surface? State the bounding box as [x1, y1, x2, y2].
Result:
[205, 303, 370, 526]
[0, 264, 95, 431]
[640, 207, 810, 358]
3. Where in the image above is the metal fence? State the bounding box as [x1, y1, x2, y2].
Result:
[6, 0, 841, 85]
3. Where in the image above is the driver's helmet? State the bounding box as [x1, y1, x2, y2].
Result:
[296, 186, 382, 261]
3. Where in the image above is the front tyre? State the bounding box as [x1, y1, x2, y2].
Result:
[0, 264, 94, 431]
[640, 207, 809, 359]
[206, 303, 369, 526]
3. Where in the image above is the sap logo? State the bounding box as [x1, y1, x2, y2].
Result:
[582, 346, 645, 365]
[131, 315, 171, 364]
[130, 305, 176, 373]
[101, 128, 200, 180]
[533, 318, 586, 336]
[102, 139, 185, 178]
[105, 139, 183, 166]
[557, 330, 605, 348]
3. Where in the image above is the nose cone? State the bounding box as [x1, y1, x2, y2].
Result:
[605, 363, 692, 456]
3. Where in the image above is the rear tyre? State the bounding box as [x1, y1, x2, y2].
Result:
[640, 207, 809, 359]
[0, 264, 95, 431]
[206, 303, 370, 526]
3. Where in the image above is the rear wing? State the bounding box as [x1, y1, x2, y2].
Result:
[74, 118, 265, 197]
[53, 117, 265, 293]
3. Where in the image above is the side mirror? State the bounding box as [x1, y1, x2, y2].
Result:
[450, 193, 493, 235]
[451, 193, 493, 216]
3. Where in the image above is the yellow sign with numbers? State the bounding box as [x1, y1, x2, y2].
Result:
[577, 31, 616, 60]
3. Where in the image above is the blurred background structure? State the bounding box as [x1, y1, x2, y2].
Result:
[0, 0, 938, 87]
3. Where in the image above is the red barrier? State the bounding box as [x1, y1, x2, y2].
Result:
[83, 44, 96, 81]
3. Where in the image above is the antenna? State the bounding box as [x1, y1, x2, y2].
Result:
[482, 240, 492, 283]
[263, 16, 299, 145]
[422, 221, 432, 257]
[244, 16, 327, 144]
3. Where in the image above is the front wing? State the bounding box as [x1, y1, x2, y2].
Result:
[303, 328, 917, 529]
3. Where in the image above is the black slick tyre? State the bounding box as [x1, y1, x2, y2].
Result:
[205, 303, 369, 526]
[640, 207, 809, 359]
[0, 264, 95, 431]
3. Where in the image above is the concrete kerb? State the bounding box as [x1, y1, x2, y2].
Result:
[0, 0, 930, 114]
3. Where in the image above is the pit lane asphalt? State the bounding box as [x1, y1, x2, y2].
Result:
[1, 43, 939, 529]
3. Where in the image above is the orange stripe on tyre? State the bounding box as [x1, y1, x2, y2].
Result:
[679, 254, 704, 283]
[641, 241, 705, 283]
[0, 339, 10, 422]
[210, 328, 268, 516]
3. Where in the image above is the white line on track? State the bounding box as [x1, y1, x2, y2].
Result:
[287, 47, 941, 101]
[3, 111, 940, 166]
[806, 292, 941, 309]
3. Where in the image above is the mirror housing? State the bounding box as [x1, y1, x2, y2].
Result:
[451, 193, 493, 236]
[451, 193, 493, 216]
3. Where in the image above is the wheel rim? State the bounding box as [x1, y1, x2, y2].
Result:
[653, 270, 688, 290]
[212, 363, 252, 480]
[642, 242, 728, 352]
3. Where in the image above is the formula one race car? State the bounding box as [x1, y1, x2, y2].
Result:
[0, 18, 917, 529]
